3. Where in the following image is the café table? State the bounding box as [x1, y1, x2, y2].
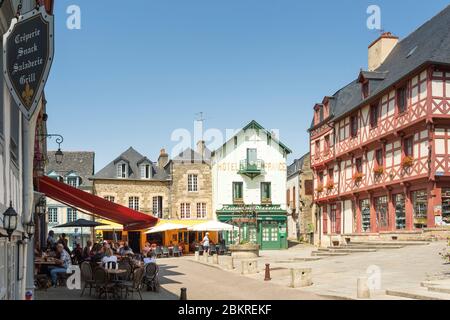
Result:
[105, 269, 127, 300]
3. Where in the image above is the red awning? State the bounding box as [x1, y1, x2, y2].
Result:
[36, 176, 158, 231]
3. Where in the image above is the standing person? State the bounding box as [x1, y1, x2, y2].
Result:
[47, 230, 56, 250]
[48, 244, 72, 288]
[202, 233, 210, 255]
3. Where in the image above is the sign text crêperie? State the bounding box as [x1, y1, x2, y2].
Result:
[3, 6, 54, 120]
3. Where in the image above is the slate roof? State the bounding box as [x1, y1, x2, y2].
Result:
[287, 153, 309, 178]
[310, 5, 450, 130]
[170, 147, 212, 164]
[47, 151, 95, 188]
[92, 147, 170, 181]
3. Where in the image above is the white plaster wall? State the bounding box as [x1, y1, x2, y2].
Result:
[212, 127, 288, 216]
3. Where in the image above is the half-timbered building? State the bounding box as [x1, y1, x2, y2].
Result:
[310, 7, 450, 246]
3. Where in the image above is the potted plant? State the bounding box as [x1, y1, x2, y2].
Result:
[316, 184, 324, 193]
[373, 166, 385, 175]
[326, 181, 335, 191]
[353, 172, 364, 183]
[401, 156, 414, 168]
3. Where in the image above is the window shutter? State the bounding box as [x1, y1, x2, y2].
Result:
[323, 206, 328, 235]
[335, 202, 342, 235]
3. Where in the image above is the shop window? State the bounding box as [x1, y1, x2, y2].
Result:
[412, 190, 427, 229]
[394, 194, 406, 230]
[441, 189, 450, 224]
[375, 196, 388, 229]
[361, 199, 371, 232]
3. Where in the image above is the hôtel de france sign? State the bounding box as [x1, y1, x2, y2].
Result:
[3, 6, 54, 120]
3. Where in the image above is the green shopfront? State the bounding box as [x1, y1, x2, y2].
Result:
[216, 205, 288, 250]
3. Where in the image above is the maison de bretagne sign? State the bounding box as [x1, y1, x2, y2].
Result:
[3, 6, 54, 120]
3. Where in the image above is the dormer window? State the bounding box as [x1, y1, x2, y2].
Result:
[314, 104, 324, 125]
[140, 164, 151, 179]
[67, 177, 79, 188]
[117, 162, 128, 179]
[362, 81, 369, 99]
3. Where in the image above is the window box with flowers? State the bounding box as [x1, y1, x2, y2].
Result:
[326, 181, 335, 191]
[316, 184, 324, 193]
[401, 156, 414, 169]
[353, 172, 364, 183]
[373, 166, 385, 176]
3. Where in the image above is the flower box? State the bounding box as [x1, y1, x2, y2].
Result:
[373, 166, 385, 175]
[353, 172, 364, 183]
[316, 185, 324, 193]
[326, 182, 335, 191]
[401, 156, 414, 168]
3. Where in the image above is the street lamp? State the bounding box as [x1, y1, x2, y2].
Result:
[55, 148, 64, 164]
[24, 219, 35, 240]
[37, 134, 65, 165]
[0, 202, 18, 241]
[35, 197, 46, 217]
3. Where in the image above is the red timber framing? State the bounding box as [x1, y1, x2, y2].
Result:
[36, 176, 158, 230]
[311, 65, 450, 236]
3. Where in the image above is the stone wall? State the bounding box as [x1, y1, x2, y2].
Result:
[169, 161, 213, 220]
[299, 155, 315, 238]
[93, 179, 170, 216]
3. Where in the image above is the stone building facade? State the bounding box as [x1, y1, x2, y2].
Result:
[286, 153, 314, 242]
[165, 141, 213, 220]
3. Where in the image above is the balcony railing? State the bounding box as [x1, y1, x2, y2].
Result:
[238, 159, 265, 179]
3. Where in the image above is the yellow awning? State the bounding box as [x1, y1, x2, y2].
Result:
[95, 219, 124, 231]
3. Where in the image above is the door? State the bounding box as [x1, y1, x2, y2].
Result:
[128, 232, 141, 254]
[247, 148, 257, 167]
[261, 222, 280, 250]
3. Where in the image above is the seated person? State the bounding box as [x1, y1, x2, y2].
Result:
[48, 244, 72, 287]
[102, 248, 118, 267]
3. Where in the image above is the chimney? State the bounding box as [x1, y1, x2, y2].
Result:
[368, 32, 399, 71]
[158, 148, 169, 168]
[196, 140, 206, 158]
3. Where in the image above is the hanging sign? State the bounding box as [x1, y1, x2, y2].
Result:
[3, 6, 54, 120]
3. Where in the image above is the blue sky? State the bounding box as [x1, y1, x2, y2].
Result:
[45, 0, 450, 171]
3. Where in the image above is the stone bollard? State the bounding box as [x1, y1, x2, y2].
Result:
[289, 268, 313, 288]
[357, 277, 371, 299]
[241, 260, 258, 275]
[194, 251, 200, 261]
[212, 254, 219, 265]
[203, 253, 209, 263]
[220, 256, 235, 270]
[180, 288, 187, 300]
[264, 264, 272, 281]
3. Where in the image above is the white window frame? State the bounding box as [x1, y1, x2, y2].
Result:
[129, 197, 140, 211]
[104, 196, 115, 203]
[67, 208, 77, 222]
[48, 207, 58, 224]
[140, 164, 151, 179]
[117, 162, 128, 179]
[188, 174, 198, 192]
[196, 203, 207, 219]
[66, 176, 78, 188]
[152, 196, 163, 218]
[180, 203, 191, 219]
